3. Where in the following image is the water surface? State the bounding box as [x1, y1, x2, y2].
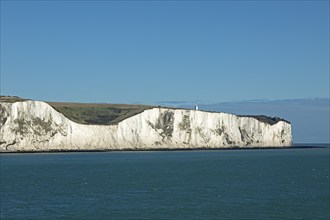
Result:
[1, 145, 329, 219]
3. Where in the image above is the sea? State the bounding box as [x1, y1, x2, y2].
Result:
[1, 144, 329, 219]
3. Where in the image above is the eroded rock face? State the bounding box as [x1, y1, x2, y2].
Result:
[0, 101, 293, 152]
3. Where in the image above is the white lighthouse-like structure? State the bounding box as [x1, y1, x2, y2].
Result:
[195, 104, 199, 111]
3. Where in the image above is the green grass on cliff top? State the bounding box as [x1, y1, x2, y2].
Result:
[0, 96, 154, 125]
[48, 102, 154, 125]
[1, 96, 288, 125]
[0, 96, 29, 103]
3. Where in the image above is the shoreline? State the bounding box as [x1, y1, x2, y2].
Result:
[0, 144, 328, 154]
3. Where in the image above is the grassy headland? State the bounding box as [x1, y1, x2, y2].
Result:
[1, 96, 288, 126]
[47, 102, 154, 125]
[0, 96, 29, 103]
[0, 96, 154, 125]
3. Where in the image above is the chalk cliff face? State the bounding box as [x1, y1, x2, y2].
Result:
[0, 101, 292, 152]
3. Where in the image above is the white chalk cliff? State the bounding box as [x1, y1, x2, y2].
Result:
[0, 101, 292, 152]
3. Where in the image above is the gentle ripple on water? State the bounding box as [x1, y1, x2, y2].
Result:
[0, 145, 329, 219]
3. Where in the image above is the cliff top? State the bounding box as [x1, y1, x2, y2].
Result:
[238, 115, 290, 125]
[0, 96, 290, 125]
[47, 102, 154, 125]
[1, 96, 153, 125]
[0, 96, 29, 103]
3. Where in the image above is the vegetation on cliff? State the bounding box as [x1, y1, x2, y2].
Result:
[0, 96, 28, 103]
[47, 102, 154, 125]
[1, 96, 289, 126]
[1, 96, 154, 125]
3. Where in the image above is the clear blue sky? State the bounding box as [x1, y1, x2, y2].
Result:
[1, 0, 329, 104]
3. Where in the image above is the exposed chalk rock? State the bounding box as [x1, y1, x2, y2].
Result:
[0, 100, 292, 152]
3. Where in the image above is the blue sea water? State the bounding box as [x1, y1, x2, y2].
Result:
[1, 145, 329, 219]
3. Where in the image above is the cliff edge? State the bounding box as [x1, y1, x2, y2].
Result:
[0, 100, 293, 152]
